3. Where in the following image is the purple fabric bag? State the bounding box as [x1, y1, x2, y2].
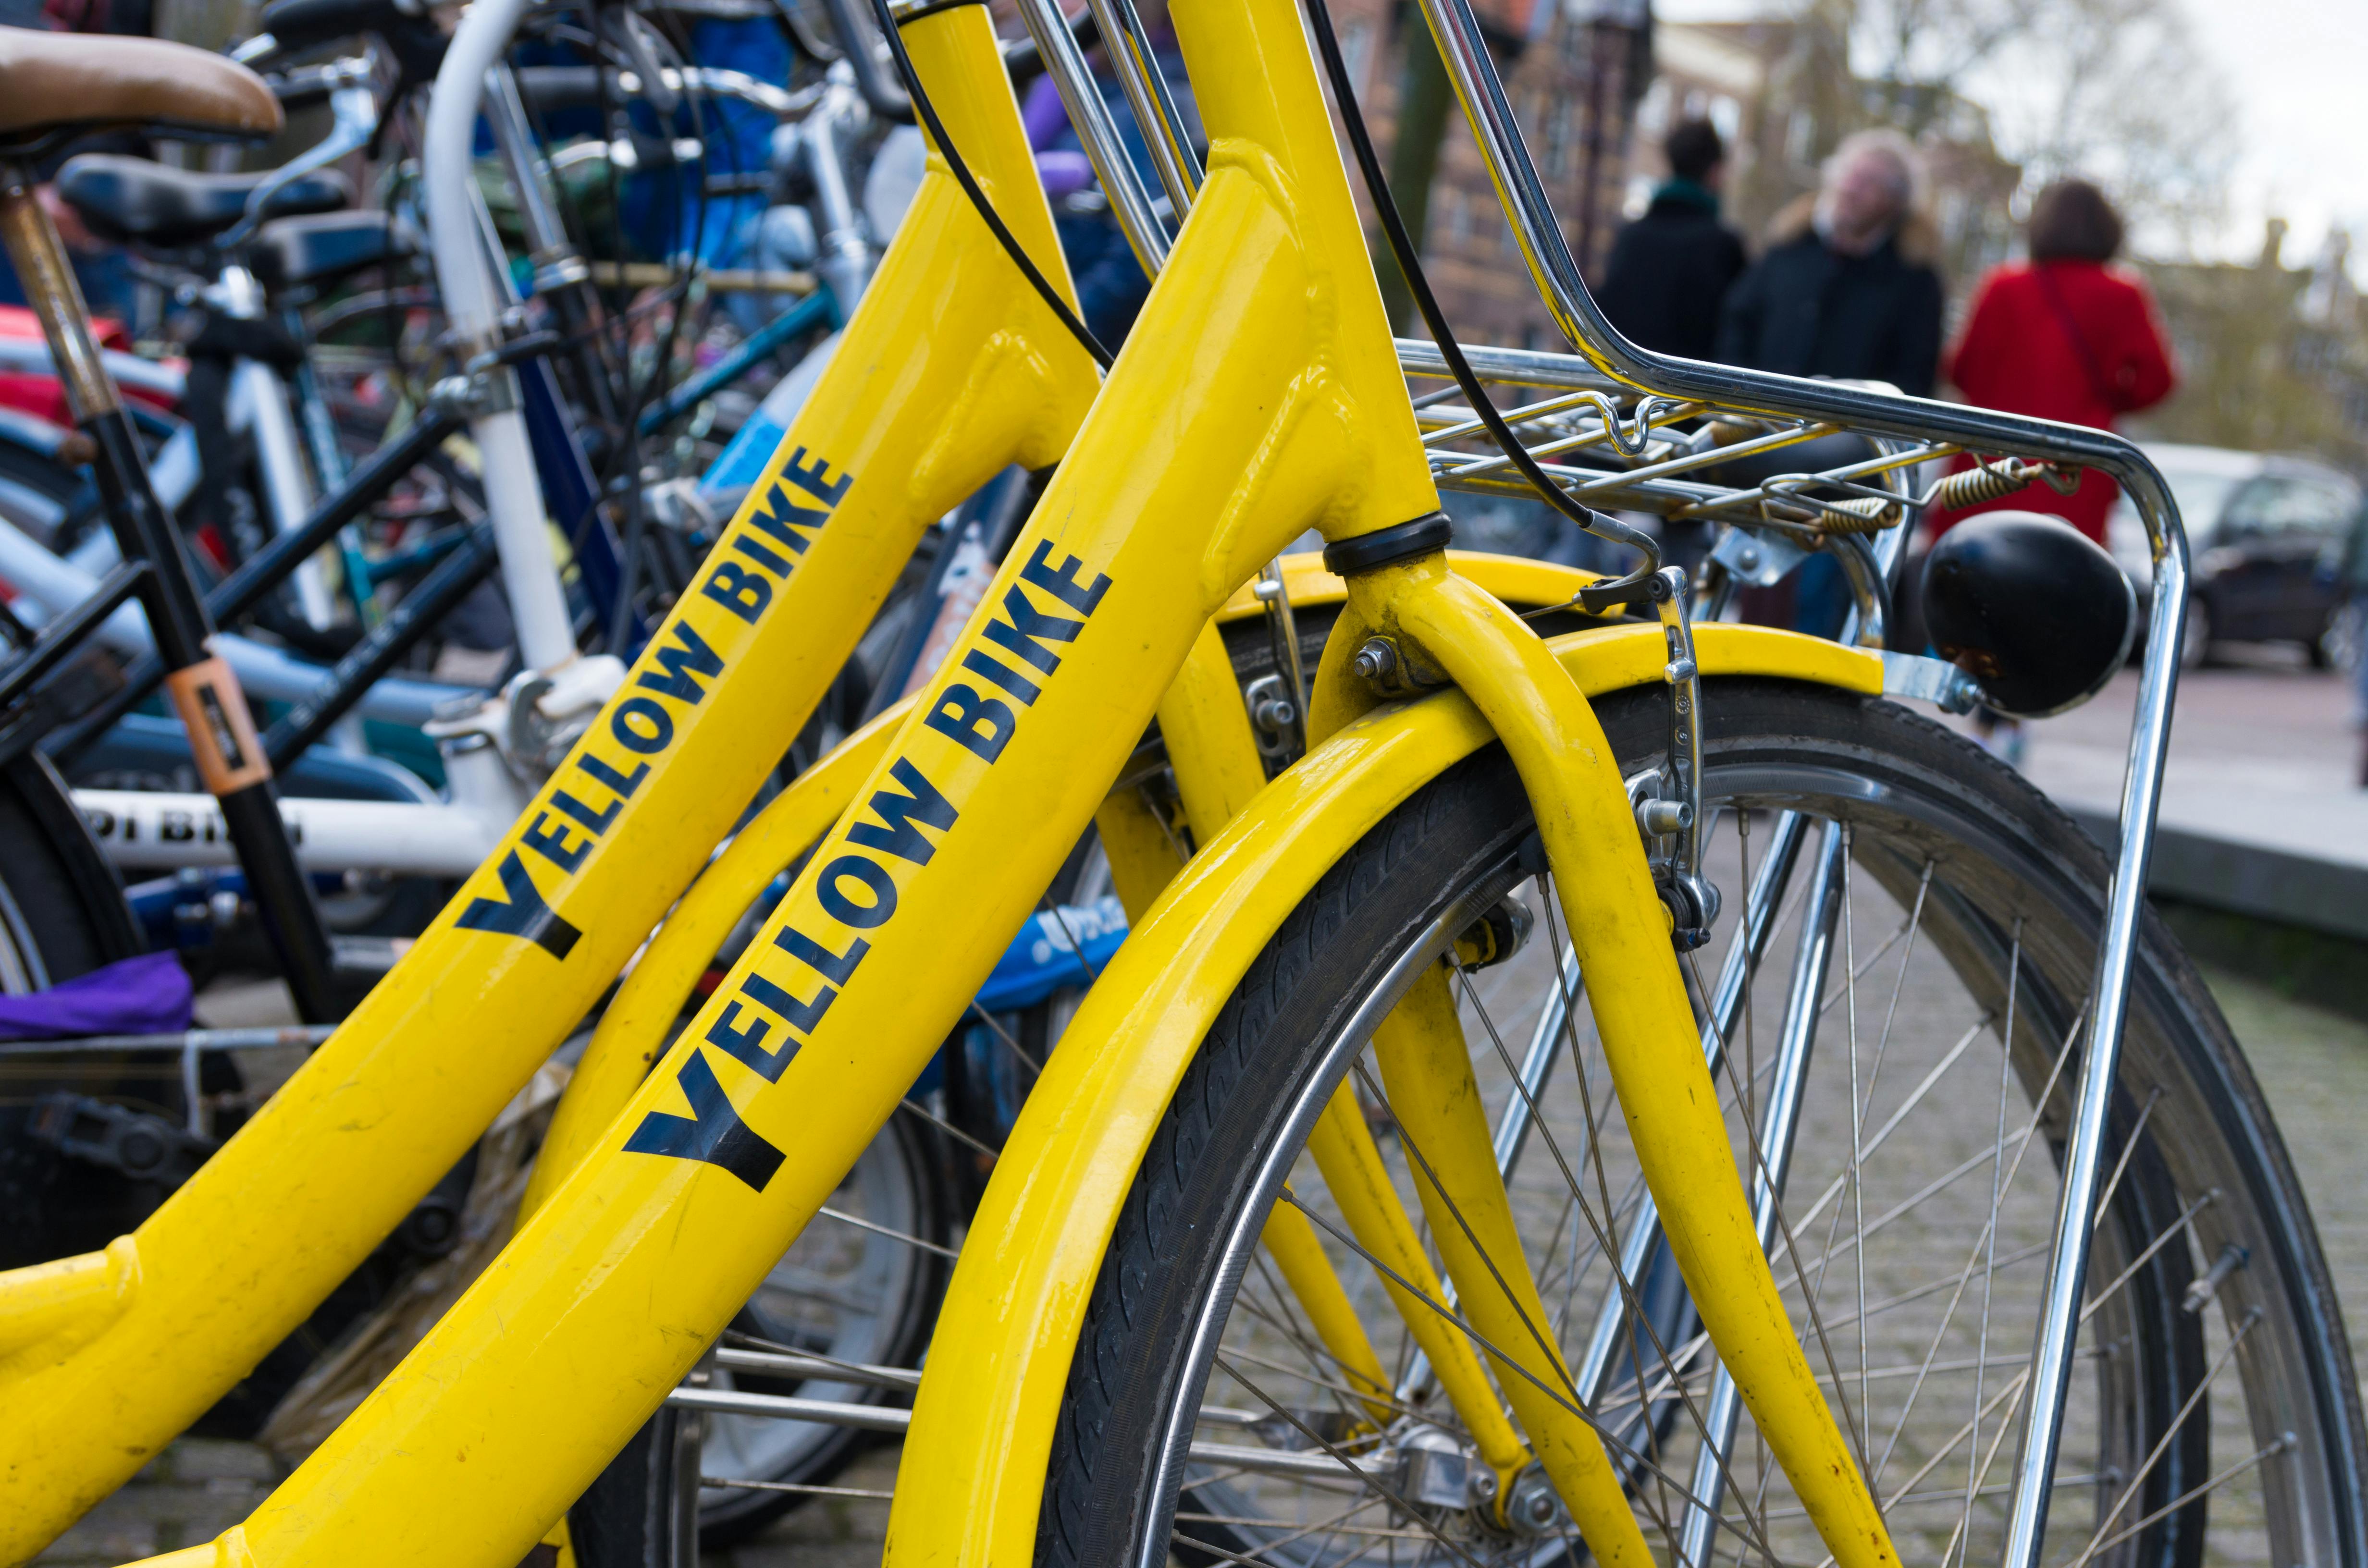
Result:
[0, 951, 194, 1041]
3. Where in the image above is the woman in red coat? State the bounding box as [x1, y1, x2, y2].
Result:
[1935, 179, 2178, 542]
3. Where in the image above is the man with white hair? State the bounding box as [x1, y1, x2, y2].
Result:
[1713, 127, 1945, 396]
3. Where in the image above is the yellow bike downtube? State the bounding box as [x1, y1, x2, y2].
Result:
[195, 14, 1436, 1564]
[0, 9, 1095, 1554]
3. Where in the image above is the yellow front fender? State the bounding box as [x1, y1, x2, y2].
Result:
[884, 619, 1882, 1565]
[1209, 547, 1618, 626]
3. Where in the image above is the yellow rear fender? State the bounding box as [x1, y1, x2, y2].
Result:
[888, 619, 1885, 1564]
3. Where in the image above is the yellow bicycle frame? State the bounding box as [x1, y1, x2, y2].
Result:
[0, 7, 1094, 1553]
[17, 0, 1912, 1559]
[895, 618, 1891, 1565]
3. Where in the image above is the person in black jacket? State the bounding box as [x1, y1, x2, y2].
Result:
[1714, 128, 1944, 396]
[1595, 119, 1747, 359]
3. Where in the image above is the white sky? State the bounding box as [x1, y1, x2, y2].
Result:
[1650, 0, 2368, 273]
[2176, 0, 2368, 269]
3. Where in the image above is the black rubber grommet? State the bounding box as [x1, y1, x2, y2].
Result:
[1321, 511, 1455, 576]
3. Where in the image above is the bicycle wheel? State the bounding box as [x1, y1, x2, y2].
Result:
[0, 753, 154, 1269]
[1039, 678, 2367, 1568]
[693, 1105, 952, 1542]
[571, 1106, 952, 1558]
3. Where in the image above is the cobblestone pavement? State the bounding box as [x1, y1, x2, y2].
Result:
[32, 1440, 287, 1565]
[36, 911, 2368, 1568]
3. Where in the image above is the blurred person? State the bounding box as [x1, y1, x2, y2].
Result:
[1719, 129, 1945, 638]
[1715, 128, 1944, 397]
[1933, 178, 2177, 544]
[1595, 117, 1747, 360]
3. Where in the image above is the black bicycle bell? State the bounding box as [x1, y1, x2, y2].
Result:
[1919, 510, 2137, 717]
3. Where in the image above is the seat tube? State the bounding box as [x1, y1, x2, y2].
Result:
[217, 262, 334, 630]
[422, 0, 576, 676]
[0, 160, 339, 1021]
[480, 63, 618, 431]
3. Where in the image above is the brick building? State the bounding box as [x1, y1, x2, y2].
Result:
[1322, 0, 1653, 347]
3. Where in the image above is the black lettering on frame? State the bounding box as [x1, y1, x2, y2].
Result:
[746, 500, 826, 558]
[924, 683, 1018, 761]
[702, 561, 773, 624]
[611, 697, 675, 755]
[1019, 539, 1113, 615]
[552, 789, 621, 836]
[456, 850, 583, 960]
[636, 620, 726, 704]
[521, 810, 591, 873]
[781, 447, 851, 506]
[704, 997, 799, 1081]
[981, 582, 1087, 675]
[730, 532, 792, 577]
[845, 758, 958, 866]
[961, 648, 1040, 705]
[741, 968, 835, 1034]
[622, 1050, 785, 1191]
[577, 752, 649, 799]
[775, 926, 869, 984]
[817, 855, 898, 929]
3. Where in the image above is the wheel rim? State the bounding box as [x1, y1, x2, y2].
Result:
[694, 1128, 926, 1513]
[1138, 746, 2348, 1568]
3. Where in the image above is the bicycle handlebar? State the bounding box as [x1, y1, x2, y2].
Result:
[251, 0, 445, 82]
[816, 0, 913, 123]
[513, 64, 823, 122]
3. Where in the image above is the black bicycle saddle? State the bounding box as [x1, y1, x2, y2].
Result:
[54, 153, 350, 249]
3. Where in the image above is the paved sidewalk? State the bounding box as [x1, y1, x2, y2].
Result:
[37, 965, 2368, 1566]
[31, 1441, 285, 1565]
[1998, 651, 2368, 937]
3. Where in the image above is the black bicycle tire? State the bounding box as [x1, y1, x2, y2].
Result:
[1036, 678, 2367, 1568]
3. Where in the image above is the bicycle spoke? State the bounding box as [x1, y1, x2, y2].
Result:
[1958, 919, 2023, 1568]
[2073, 1306, 2263, 1565]
[1150, 776, 2320, 1568]
[1209, 1353, 1496, 1568]
[813, 1203, 958, 1261]
[2079, 1430, 2296, 1562]
[966, 999, 1042, 1075]
[1276, 1186, 1756, 1544]
[897, 1093, 1000, 1159]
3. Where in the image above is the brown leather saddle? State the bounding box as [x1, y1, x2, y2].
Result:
[0, 25, 282, 151]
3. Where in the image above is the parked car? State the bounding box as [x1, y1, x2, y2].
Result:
[2105, 442, 2364, 667]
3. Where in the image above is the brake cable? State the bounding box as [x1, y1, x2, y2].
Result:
[1296, 0, 1660, 613]
[1298, 0, 1718, 942]
[863, 0, 1114, 369]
